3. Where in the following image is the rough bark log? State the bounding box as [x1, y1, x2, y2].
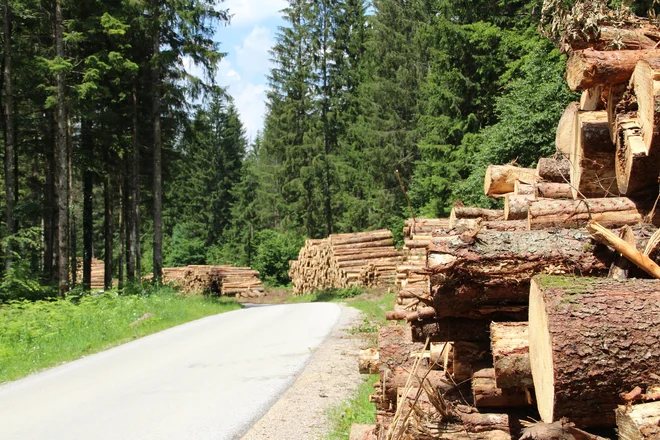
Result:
[490, 322, 532, 390]
[529, 276, 660, 428]
[504, 194, 536, 221]
[411, 319, 492, 343]
[527, 198, 655, 230]
[617, 402, 660, 440]
[562, 25, 660, 53]
[566, 49, 660, 91]
[484, 165, 538, 198]
[537, 158, 572, 183]
[427, 229, 611, 318]
[535, 183, 573, 199]
[608, 225, 635, 280]
[520, 420, 609, 440]
[449, 204, 504, 227]
[580, 86, 604, 111]
[557, 102, 579, 155]
[379, 367, 457, 411]
[377, 325, 421, 372]
[515, 180, 535, 196]
[570, 111, 618, 198]
[472, 368, 531, 408]
[452, 341, 490, 382]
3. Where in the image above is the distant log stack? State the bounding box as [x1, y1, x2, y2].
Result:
[162, 265, 264, 298]
[350, 12, 660, 440]
[76, 258, 106, 290]
[289, 229, 402, 295]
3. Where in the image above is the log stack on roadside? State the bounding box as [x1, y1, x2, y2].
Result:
[76, 258, 105, 290]
[289, 230, 402, 296]
[351, 12, 660, 440]
[162, 264, 264, 298]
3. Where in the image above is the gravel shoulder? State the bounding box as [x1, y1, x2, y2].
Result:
[242, 303, 367, 440]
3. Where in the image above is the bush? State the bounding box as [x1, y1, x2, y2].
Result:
[252, 229, 305, 286]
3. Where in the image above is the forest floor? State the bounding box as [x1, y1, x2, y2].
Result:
[240, 287, 392, 439]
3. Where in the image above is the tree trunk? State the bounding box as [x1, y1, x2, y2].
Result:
[104, 175, 113, 290]
[68, 117, 75, 288]
[537, 158, 571, 183]
[44, 113, 56, 281]
[566, 49, 660, 91]
[449, 204, 504, 227]
[484, 165, 538, 198]
[3, 0, 14, 271]
[427, 229, 611, 318]
[514, 180, 534, 195]
[529, 277, 660, 428]
[570, 110, 618, 198]
[82, 169, 93, 290]
[535, 182, 573, 199]
[151, 8, 163, 283]
[527, 197, 655, 230]
[556, 102, 579, 156]
[55, 0, 68, 297]
[504, 194, 536, 221]
[490, 322, 532, 390]
[472, 368, 530, 408]
[118, 176, 124, 290]
[132, 81, 141, 280]
[616, 402, 660, 440]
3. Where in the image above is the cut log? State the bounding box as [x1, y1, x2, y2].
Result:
[607, 83, 628, 143]
[515, 180, 535, 196]
[449, 204, 504, 227]
[556, 102, 579, 155]
[484, 165, 538, 198]
[359, 348, 379, 374]
[380, 367, 457, 410]
[634, 57, 660, 153]
[535, 182, 573, 199]
[566, 49, 660, 91]
[411, 318, 492, 343]
[452, 341, 490, 382]
[490, 322, 532, 390]
[617, 401, 660, 440]
[562, 25, 660, 53]
[527, 197, 655, 230]
[504, 194, 536, 221]
[427, 229, 611, 318]
[537, 158, 571, 183]
[529, 276, 660, 428]
[520, 420, 609, 440]
[608, 225, 635, 280]
[580, 86, 604, 111]
[614, 114, 660, 197]
[472, 368, 530, 408]
[570, 110, 618, 198]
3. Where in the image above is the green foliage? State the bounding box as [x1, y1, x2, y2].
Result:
[325, 375, 379, 440]
[251, 230, 305, 286]
[0, 289, 241, 383]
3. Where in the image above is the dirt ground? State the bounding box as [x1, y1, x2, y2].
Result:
[240, 303, 368, 440]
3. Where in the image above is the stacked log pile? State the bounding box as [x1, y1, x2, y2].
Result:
[162, 265, 264, 298]
[289, 230, 402, 295]
[351, 14, 660, 440]
[75, 258, 105, 290]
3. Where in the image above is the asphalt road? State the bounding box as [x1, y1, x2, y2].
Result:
[0, 302, 342, 440]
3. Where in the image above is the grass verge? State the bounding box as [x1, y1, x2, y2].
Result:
[0, 287, 241, 383]
[325, 374, 379, 440]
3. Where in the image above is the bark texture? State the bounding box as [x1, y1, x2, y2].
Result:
[491, 322, 532, 390]
[472, 368, 531, 408]
[566, 49, 660, 91]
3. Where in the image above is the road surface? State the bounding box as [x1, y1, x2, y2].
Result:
[0, 302, 342, 440]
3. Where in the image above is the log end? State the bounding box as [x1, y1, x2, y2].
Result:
[529, 277, 555, 423]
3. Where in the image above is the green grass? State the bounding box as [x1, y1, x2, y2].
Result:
[0, 287, 241, 383]
[325, 374, 379, 440]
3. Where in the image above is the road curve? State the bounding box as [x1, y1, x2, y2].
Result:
[0, 302, 342, 440]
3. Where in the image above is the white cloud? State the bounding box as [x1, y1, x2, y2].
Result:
[235, 26, 274, 78]
[223, 0, 287, 27]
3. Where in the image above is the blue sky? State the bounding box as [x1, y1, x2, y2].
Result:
[213, 0, 287, 141]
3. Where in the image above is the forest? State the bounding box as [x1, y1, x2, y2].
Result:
[1, 0, 651, 301]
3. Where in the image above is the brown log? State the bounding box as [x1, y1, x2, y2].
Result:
[616, 402, 660, 440]
[556, 102, 579, 155]
[569, 110, 618, 198]
[579, 86, 604, 111]
[529, 276, 660, 428]
[562, 25, 660, 53]
[490, 322, 532, 390]
[504, 194, 536, 221]
[535, 182, 573, 199]
[515, 180, 535, 196]
[449, 204, 504, 227]
[566, 49, 660, 91]
[537, 158, 571, 183]
[380, 367, 457, 410]
[427, 229, 611, 318]
[472, 368, 530, 408]
[411, 318, 492, 343]
[484, 165, 538, 198]
[527, 198, 655, 230]
[614, 114, 660, 197]
[452, 341, 490, 382]
[520, 421, 609, 440]
[634, 57, 660, 153]
[608, 225, 635, 280]
[481, 220, 528, 232]
[607, 83, 628, 143]
[377, 325, 421, 372]
[359, 348, 379, 375]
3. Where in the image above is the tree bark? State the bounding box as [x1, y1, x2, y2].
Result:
[570, 110, 618, 198]
[490, 322, 532, 390]
[411, 318, 492, 343]
[82, 119, 93, 291]
[527, 197, 656, 230]
[472, 368, 530, 408]
[504, 194, 536, 221]
[607, 83, 628, 143]
[427, 229, 611, 318]
[132, 80, 141, 280]
[3, 0, 14, 271]
[484, 165, 538, 198]
[55, 0, 68, 297]
[616, 402, 660, 440]
[556, 102, 579, 155]
[151, 6, 163, 283]
[633, 57, 660, 153]
[104, 175, 113, 290]
[449, 204, 504, 227]
[566, 49, 660, 91]
[452, 341, 490, 382]
[562, 25, 660, 53]
[535, 182, 573, 199]
[529, 277, 660, 428]
[118, 175, 125, 290]
[44, 113, 56, 281]
[537, 158, 571, 183]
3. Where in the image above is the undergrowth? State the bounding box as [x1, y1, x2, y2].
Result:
[325, 374, 379, 440]
[0, 287, 241, 383]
